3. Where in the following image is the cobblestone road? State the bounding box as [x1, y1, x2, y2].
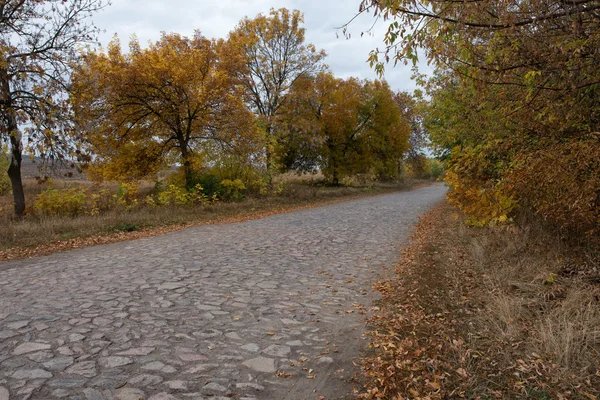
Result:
[0, 184, 446, 400]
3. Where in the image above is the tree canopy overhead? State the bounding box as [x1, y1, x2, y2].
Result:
[355, 1, 600, 233]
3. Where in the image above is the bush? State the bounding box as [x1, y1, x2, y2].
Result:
[112, 223, 139, 232]
[220, 179, 246, 201]
[115, 182, 140, 209]
[34, 187, 88, 217]
[156, 184, 212, 206]
[191, 173, 223, 198]
[205, 159, 267, 196]
[89, 189, 114, 216]
[428, 158, 445, 179]
[508, 140, 600, 236]
[444, 143, 517, 227]
[185, 172, 250, 201]
[157, 184, 194, 206]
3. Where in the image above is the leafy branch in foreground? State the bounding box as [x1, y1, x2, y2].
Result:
[353, 0, 600, 236]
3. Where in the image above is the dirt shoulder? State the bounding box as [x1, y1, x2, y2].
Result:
[360, 202, 599, 399]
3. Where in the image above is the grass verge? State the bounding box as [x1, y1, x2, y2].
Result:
[360, 202, 599, 399]
[0, 179, 430, 261]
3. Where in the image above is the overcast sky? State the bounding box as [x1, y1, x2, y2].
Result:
[92, 0, 428, 93]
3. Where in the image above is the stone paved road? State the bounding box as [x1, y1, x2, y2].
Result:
[0, 184, 446, 400]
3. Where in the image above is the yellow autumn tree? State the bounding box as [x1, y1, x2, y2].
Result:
[356, 0, 600, 235]
[275, 74, 323, 173]
[363, 80, 411, 180]
[279, 72, 410, 184]
[314, 73, 372, 184]
[72, 32, 259, 187]
[229, 8, 326, 181]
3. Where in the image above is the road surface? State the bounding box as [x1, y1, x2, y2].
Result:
[0, 184, 446, 400]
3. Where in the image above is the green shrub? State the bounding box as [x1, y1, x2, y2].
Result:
[191, 173, 223, 198]
[156, 184, 212, 206]
[113, 223, 139, 232]
[428, 158, 445, 180]
[220, 179, 246, 201]
[34, 187, 88, 217]
[153, 181, 165, 196]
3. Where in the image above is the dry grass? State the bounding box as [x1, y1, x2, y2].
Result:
[467, 222, 600, 380]
[360, 202, 600, 399]
[538, 292, 600, 370]
[0, 177, 429, 260]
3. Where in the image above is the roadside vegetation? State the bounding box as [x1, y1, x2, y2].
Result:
[361, 204, 599, 399]
[352, 1, 600, 399]
[1, 4, 427, 218]
[357, 0, 599, 239]
[4, 1, 597, 397]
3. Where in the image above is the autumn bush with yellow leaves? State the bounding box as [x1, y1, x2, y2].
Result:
[32, 179, 236, 217]
[34, 187, 88, 217]
[361, 0, 600, 238]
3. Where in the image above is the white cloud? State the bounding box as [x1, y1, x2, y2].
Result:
[93, 0, 428, 92]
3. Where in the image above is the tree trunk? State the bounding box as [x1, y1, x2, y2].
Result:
[1, 64, 25, 216]
[326, 138, 340, 186]
[8, 133, 25, 216]
[180, 143, 193, 190]
[331, 156, 339, 186]
[397, 159, 404, 182]
[264, 123, 273, 185]
[332, 167, 340, 186]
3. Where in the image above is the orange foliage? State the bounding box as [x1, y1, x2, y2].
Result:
[278, 72, 411, 183]
[360, 1, 600, 237]
[71, 33, 259, 186]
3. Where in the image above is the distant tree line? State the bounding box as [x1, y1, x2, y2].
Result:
[1, 4, 430, 216]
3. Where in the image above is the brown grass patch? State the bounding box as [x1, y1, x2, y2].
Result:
[360, 202, 600, 399]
